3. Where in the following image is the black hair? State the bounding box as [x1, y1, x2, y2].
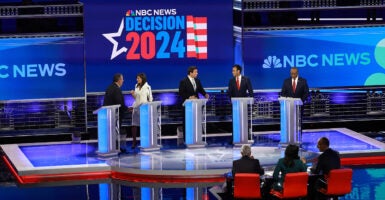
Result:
[233, 64, 242, 73]
[283, 144, 300, 167]
[136, 73, 147, 88]
[187, 66, 197, 75]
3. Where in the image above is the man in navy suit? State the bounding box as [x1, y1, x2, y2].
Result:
[281, 67, 309, 102]
[228, 64, 254, 98]
[178, 66, 209, 140]
[227, 65, 254, 144]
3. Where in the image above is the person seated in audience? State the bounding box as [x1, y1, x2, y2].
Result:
[232, 144, 265, 176]
[311, 137, 341, 175]
[272, 144, 307, 191]
[308, 137, 341, 199]
[210, 145, 264, 199]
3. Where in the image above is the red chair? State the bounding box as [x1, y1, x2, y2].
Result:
[318, 168, 353, 199]
[234, 173, 261, 199]
[270, 172, 309, 199]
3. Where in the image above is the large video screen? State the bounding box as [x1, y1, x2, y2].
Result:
[0, 36, 85, 100]
[83, 0, 234, 92]
[243, 27, 385, 89]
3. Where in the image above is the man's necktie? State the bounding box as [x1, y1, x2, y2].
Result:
[292, 80, 296, 93]
[236, 77, 240, 90]
[192, 79, 196, 91]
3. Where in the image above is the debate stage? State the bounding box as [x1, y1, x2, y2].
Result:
[2, 128, 385, 186]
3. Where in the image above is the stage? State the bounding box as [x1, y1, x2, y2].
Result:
[2, 128, 385, 186]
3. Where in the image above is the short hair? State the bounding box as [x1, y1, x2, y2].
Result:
[187, 66, 197, 75]
[240, 145, 251, 157]
[319, 137, 330, 147]
[291, 67, 298, 71]
[233, 64, 242, 73]
[113, 73, 122, 82]
[136, 73, 147, 88]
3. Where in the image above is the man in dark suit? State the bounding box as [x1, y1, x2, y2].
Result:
[227, 64, 254, 145]
[228, 64, 254, 98]
[308, 137, 341, 199]
[232, 144, 264, 176]
[312, 137, 341, 175]
[222, 145, 264, 198]
[103, 73, 128, 151]
[281, 67, 309, 102]
[178, 66, 209, 139]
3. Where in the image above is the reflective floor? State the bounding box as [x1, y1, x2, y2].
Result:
[2, 128, 385, 199]
[1, 166, 385, 199]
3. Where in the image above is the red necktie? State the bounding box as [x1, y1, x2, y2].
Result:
[292, 80, 296, 93]
[236, 77, 240, 90]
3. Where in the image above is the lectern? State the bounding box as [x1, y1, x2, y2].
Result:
[93, 105, 121, 157]
[183, 99, 208, 148]
[231, 97, 254, 146]
[140, 101, 162, 151]
[278, 97, 303, 146]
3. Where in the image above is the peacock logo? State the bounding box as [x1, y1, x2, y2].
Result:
[262, 56, 282, 69]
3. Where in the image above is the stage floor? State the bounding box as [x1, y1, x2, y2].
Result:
[2, 128, 385, 185]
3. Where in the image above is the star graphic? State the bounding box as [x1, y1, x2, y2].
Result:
[103, 18, 128, 60]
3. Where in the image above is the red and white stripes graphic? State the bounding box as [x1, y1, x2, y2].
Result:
[186, 15, 207, 59]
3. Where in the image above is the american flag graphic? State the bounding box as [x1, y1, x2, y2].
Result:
[186, 15, 207, 59]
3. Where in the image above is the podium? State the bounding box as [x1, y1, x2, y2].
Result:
[278, 97, 303, 146]
[93, 105, 121, 157]
[231, 97, 254, 146]
[140, 101, 162, 151]
[183, 99, 208, 148]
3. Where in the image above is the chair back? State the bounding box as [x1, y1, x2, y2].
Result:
[234, 173, 261, 199]
[281, 172, 309, 198]
[324, 168, 353, 195]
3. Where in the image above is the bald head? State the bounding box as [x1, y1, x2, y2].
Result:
[317, 137, 330, 152]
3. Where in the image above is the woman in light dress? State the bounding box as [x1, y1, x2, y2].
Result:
[130, 73, 153, 149]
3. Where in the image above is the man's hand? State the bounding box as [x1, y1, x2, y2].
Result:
[205, 94, 210, 99]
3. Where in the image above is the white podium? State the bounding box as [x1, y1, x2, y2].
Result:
[231, 97, 254, 146]
[183, 99, 208, 148]
[93, 105, 121, 157]
[278, 97, 303, 146]
[140, 101, 162, 151]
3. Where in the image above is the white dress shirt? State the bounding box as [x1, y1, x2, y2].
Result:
[188, 75, 197, 91]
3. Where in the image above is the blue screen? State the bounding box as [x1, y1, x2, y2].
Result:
[243, 27, 385, 89]
[0, 36, 85, 100]
[82, 0, 234, 92]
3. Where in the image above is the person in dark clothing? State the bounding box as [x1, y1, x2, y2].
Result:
[272, 144, 307, 191]
[103, 73, 129, 151]
[228, 64, 254, 98]
[308, 137, 341, 199]
[232, 144, 265, 176]
[281, 67, 309, 102]
[178, 66, 209, 140]
[312, 137, 341, 175]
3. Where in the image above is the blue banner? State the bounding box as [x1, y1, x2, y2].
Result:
[0, 37, 85, 100]
[243, 27, 385, 89]
[83, 0, 234, 92]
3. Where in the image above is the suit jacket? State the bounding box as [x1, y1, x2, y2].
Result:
[273, 158, 307, 185]
[228, 76, 254, 98]
[281, 77, 309, 102]
[103, 83, 128, 118]
[178, 76, 207, 101]
[232, 156, 265, 176]
[313, 148, 341, 175]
